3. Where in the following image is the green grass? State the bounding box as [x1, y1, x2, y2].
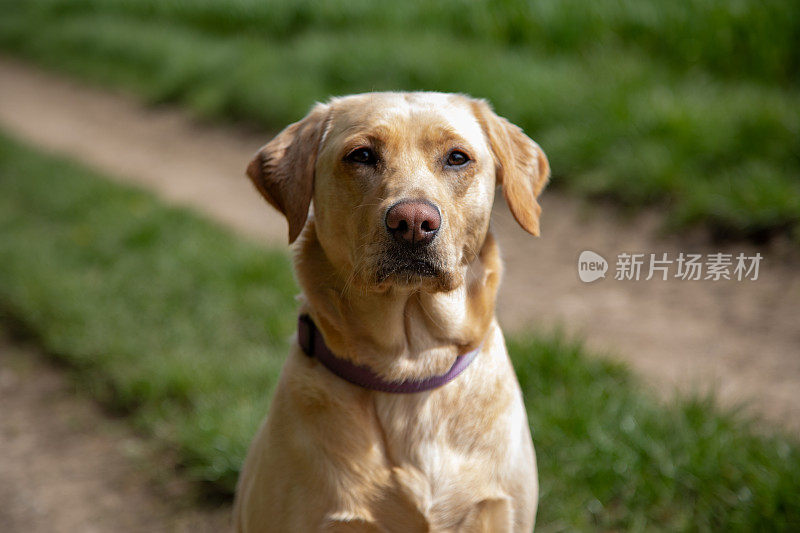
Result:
[1, 134, 799, 530]
[0, 133, 298, 490]
[1, 0, 799, 242]
[5, 0, 799, 85]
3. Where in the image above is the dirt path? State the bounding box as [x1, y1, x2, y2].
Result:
[0, 332, 231, 532]
[0, 55, 799, 529]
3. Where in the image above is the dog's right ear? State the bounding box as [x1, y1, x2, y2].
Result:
[247, 103, 331, 244]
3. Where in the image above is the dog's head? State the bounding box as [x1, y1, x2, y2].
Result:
[247, 92, 549, 292]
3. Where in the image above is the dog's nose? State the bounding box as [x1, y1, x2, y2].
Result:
[385, 200, 441, 245]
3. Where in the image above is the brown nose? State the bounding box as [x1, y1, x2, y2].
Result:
[385, 200, 441, 245]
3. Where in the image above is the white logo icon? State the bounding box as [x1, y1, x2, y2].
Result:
[578, 250, 608, 282]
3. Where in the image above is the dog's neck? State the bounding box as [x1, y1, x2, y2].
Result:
[294, 220, 501, 382]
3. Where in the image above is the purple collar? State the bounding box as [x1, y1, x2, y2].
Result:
[297, 314, 481, 393]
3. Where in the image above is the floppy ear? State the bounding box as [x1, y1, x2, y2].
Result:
[246, 103, 331, 243]
[470, 99, 550, 236]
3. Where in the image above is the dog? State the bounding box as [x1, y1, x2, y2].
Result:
[234, 92, 549, 532]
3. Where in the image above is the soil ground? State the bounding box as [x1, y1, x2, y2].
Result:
[1, 56, 798, 531]
[0, 332, 231, 532]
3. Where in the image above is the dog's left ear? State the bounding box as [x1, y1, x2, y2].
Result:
[247, 103, 331, 243]
[470, 99, 550, 236]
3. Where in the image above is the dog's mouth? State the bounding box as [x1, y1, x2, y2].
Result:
[377, 258, 440, 281]
[373, 247, 449, 287]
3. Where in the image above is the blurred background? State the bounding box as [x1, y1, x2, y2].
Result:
[0, 1, 799, 531]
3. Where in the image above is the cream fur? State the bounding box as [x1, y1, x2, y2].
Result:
[234, 92, 549, 532]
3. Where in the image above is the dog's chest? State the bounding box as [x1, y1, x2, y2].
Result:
[374, 394, 508, 528]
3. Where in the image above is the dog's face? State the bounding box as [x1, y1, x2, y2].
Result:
[315, 93, 502, 292]
[248, 92, 549, 293]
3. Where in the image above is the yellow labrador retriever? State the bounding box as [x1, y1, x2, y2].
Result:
[234, 92, 549, 532]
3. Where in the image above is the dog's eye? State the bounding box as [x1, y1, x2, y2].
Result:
[345, 147, 378, 165]
[446, 150, 470, 167]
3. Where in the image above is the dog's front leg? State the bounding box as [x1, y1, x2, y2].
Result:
[323, 516, 383, 532]
[458, 497, 513, 533]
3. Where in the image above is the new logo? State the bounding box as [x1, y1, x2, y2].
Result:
[578, 250, 608, 282]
